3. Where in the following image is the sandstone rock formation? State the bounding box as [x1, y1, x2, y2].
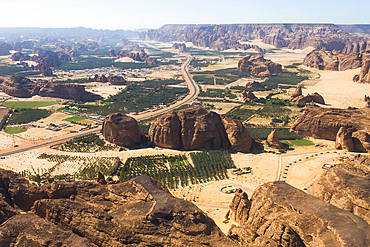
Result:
[241, 90, 256, 102]
[149, 106, 253, 152]
[94, 74, 127, 85]
[0, 42, 11, 55]
[228, 182, 370, 246]
[118, 38, 140, 51]
[245, 80, 264, 88]
[267, 130, 283, 149]
[365, 95, 370, 107]
[356, 59, 370, 83]
[172, 42, 187, 52]
[303, 49, 370, 71]
[292, 92, 325, 105]
[102, 113, 141, 147]
[237, 54, 282, 77]
[290, 85, 302, 99]
[291, 105, 370, 152]
[138, 24, 360, 51]
[342, 40, 370, 54]
[0, 169, 235, 246]
[0, 75, 102, 101]
[110, 49, 115, 57]
[334, 127, 356, 151]
[116, 51, 157, 66]
[72, 41, 99, 52]
[309, 155, 370, 224]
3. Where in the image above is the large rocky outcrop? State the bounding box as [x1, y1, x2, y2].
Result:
[118, 38, 140, 51]
[342, 40, 370, 54]
[291, 105, 370, 152]
[309, 155, 370, 224]
[94, 74, 127, 85]
[356, 59, 370, 83]
[292, 92, 325, 105]
[172, 43, 187, 52]
[267, 130, 283, 149]
[303, 49, 370, 71]
[238, 54, 282, 77]
[290, 85, 302, 99]
[241, 90, 256, 102]
[0, 42, 11, 55]
[0, 169, 235, 246]
[0, 75, 102, 100]
[228, 181, 370, 246]
[138, 24, 360, 51]
[116, 51, 157, 66]
[102, 113, 141, 147]
[245, 80, 264, 89]
[149, 106, 253, 152]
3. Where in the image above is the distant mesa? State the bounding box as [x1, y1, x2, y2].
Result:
[116, 51, 157, 66]
[138, 24, 360, 51]
[303, 49, 370, 71]
[228, 178, 370, 246]
[245, 80, 264, 89]
[171, 43, 187, 52]
[237, 54, 282, 77]
[291, 105, 370, 152]
[0, 75, 102, 101]
[267, 129, 283, 149]
[118, 38, 140, 51]
[241, 90, 256, 103]
[102, 113, 141, 147]
[148, 106, 252, 152]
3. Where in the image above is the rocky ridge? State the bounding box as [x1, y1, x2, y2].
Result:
[237, 54, 282, 77]
[148, 106, 253, 152]
[138, 24, 360, 51]
[116, 51, 157, 66]
[290, 105, 370, 152]
[228, 180, 370, 246]
[0, 75, 102, 101]
[0, 170, 235, 246]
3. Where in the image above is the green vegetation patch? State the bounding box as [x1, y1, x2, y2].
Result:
[4, 126, 26, 134]
[8, 109, 51, 125]
[262, 71, 308, 88]
[284, 139, 315, 146]
[0, 65, 31, 76]
[120, 151, 235, 190]
[246, 127, 304, 140]
[62, 116, 86, 122]
[225, 105, 259, 121]
[2, 101, 60, 109]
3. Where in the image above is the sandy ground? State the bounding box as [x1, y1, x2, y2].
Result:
[301, 67, 370, 108]
[202, 102, 241, 115]
[84, 82, 126, 99]
[114, 57, 143, 63]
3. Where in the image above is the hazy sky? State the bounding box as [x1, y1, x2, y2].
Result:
[0, 0, 369, 30]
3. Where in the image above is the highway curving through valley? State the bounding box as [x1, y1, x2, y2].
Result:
[0, 55, 199, 156]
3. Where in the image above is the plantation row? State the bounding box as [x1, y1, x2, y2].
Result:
[8, 109, 51, 125]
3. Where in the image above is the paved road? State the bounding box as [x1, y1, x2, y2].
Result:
[0, 55, 199, 157]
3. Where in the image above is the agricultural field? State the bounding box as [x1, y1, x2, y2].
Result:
[246, 127, 304, 140]
[0, 107, 10, 130]
[4, 126, 26, 134]
[62, 116, 86, 123]
[281, 139, 315, 147]
[1, 101, 61, 109]
[7, 109, 51, 125]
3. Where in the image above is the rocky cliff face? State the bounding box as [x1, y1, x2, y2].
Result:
[0, 75, 102, 100]
[102, 113, 141, 147]
[138, 24, 360, 51]
[149, 106, 252, 152]
[342, 40, 370, 54]
[0, 169, 235, 246]
[237, 54, 282, 77]
[291, 106, 370, 152]
[228, 181, 370, 246]
[172, 42, 187, 52]
[309, 155, 370, 224]
[303, 49, 370, 71]
[356, 59, 370, 83]
[267, 130, 283, 149]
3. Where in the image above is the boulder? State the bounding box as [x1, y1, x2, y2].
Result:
[96, 172, 107, 185]
[241, 90, 256, 102]
[309, 155, 370, 224]
[237, 54, 282, 77]
[292, 92, 325, 105]
[102, 113, 141, 147]
[228, 181, 370, 246]
[245, 80, 264, 88]
[149, 106, 252, 152]
[267, 130, 283, 149]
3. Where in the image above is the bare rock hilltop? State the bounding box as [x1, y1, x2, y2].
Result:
[149, 106, 253, 152]
[228, 180, 370, 246]
[0, 170, 235, 246]
[237, 54, 282, 77]
[0, 75, 102, 101]
[309, 154, 370, 224]
[290, 105, 370, 152]
[138, 24, 360, 51]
